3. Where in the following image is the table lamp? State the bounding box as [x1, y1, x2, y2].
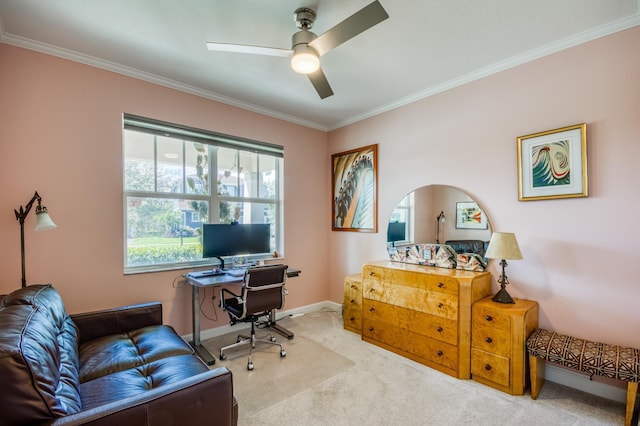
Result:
[14, 191, 57, 288]
[485, 232, 522, 304]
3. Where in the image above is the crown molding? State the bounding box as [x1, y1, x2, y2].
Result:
[2, 8, 638, 133]
[329, 13, 640, 131]
[0, 31, 328, 132]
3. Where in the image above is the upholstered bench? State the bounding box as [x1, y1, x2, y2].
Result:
[526, 328, 640, 426]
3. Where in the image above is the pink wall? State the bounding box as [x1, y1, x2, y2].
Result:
[329, 26, 640, 348]
[2, 26, 638, 346]
[0, 43, 330, 335]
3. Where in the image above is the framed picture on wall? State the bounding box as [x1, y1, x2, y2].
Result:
[517, 123, 588, 201]
[332, 144, 377, 232]
[456, 202, 488, 229]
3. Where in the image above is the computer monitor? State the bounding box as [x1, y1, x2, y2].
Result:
[202, 223, 270, 269]
[387, 222, 406, 245]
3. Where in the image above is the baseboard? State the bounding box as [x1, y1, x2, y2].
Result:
[183, 300, 627, 404]
[545, 363, 627, 403]
[182, 300, 341, 342]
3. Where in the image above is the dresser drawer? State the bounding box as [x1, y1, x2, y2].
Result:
[343, 279, 362, 311]
[471, 349, 510, 387]
[472, 325, 511, 357]
[363, 265, 459, 296]
[343, 274, 362, 332]
[343, 305, 362, 330]
[362, 265, 387, 286]
[363, 318, 458, 370]
[363, 299, 457, 345]
[363, 279, 458, 320]
[344, 274, 362, 296]
[473, 304, 511, 332]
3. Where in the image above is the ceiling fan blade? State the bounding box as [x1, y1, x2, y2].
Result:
[206, 42, 291, 57]
[308, 68, 334, 99]
[309, 0, 389, 57]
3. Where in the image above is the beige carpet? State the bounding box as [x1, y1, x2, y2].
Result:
[204, 309, 630, 426]
[202, 324, 355, 418]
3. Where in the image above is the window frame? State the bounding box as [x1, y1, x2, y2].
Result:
[388, 192, 414, 246]
[123, 114, 284, 274]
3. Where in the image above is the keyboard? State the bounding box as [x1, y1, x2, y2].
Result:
[190, 270, 225, 278]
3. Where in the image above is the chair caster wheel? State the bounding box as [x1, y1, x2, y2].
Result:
[247, 362, 254, 370]
[270, 336, 276, 342]
[280, 350, 286, 357]
[219, 353, 226, 360]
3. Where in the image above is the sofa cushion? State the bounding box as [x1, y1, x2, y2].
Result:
[0, 284, 82, 424]
[79, 324, 194, 383]
[445, 239, 488, 258]
[79, 354, 210, 410]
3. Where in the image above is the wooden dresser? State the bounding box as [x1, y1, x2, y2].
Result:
[359, 261, 492, 379]
[471, 296, 539, 395]
[343, 273, 363, 333]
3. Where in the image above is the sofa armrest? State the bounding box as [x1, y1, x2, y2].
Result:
[44, 367, 236, 426]
[71, 302, 163, 343]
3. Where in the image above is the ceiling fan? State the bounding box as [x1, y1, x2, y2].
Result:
[206, 1, 389, 99]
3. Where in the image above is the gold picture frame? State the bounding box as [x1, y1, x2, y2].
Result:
[332, 144, 377, 232]
[517, 123, 588, 201]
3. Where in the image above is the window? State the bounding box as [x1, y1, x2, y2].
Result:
[388, 191, 414, 245]
[123, 114, 283, 273]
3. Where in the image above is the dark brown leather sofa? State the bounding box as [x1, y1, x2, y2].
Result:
[445, 239, 489, 258]
[0, 284, 237, 426]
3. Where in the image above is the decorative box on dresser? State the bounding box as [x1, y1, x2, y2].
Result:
[360, 261, 492, 379]
[471, 296, 539, 395]
[343, 273, 363, 333]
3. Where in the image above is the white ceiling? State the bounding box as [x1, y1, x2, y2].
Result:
[1, 1, 638, 131]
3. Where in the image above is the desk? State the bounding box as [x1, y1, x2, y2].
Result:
[185, 268, 301, 365]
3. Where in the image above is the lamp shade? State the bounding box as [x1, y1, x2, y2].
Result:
[485, 232, 522, 260]
[35, 209, 57, 231]
[291, 45, 320, 74]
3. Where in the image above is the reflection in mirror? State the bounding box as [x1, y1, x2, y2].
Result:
[387, 185, 492, 255]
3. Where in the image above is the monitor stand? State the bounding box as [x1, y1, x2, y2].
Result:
[216, 256, 225, 270]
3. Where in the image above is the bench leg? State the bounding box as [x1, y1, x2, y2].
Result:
[626, 382, 638, 426]
[529, 354, 545, 400]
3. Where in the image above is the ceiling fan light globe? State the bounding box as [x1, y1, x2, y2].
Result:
[291, 51, 320, 74]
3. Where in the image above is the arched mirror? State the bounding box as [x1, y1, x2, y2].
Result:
[387, 185, 492, 268]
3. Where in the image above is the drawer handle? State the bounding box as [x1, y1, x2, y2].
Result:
[485, 337, 493, 344]
[369, 271, 375, 276]
[436, 326, 443, 333]
[485, 315, 493, 322]
[438, 282, 444, 288]
[436, 351, 443, 357]
[438, 303, 444, 309]
[351, 284, 358, 289]
[484, 364, 492, 371]
[350, 317, 355, 321]
[369, 327, 375, 332]
[369, 288, 375, 293]
[369, 307, 375, 312]
[350, 299, 356, 304]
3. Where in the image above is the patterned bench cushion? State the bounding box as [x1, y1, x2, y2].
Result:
[526, 328, 640, 382]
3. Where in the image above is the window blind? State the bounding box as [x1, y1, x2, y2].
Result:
[123, 114, 284, 158]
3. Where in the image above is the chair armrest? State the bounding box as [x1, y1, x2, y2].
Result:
[220, 288, 242, 308]
[45, 367, 236, 426]
[71, 302, 163, 343]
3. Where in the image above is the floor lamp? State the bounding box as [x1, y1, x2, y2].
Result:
[436, 211, 446, 244]
[14, 191, 57, 288]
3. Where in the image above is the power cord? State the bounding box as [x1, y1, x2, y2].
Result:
[199, 287, 219, 321]
[172, 274, 187, 288]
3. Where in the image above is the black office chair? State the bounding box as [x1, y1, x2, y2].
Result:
[219, 264, 288, 370]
